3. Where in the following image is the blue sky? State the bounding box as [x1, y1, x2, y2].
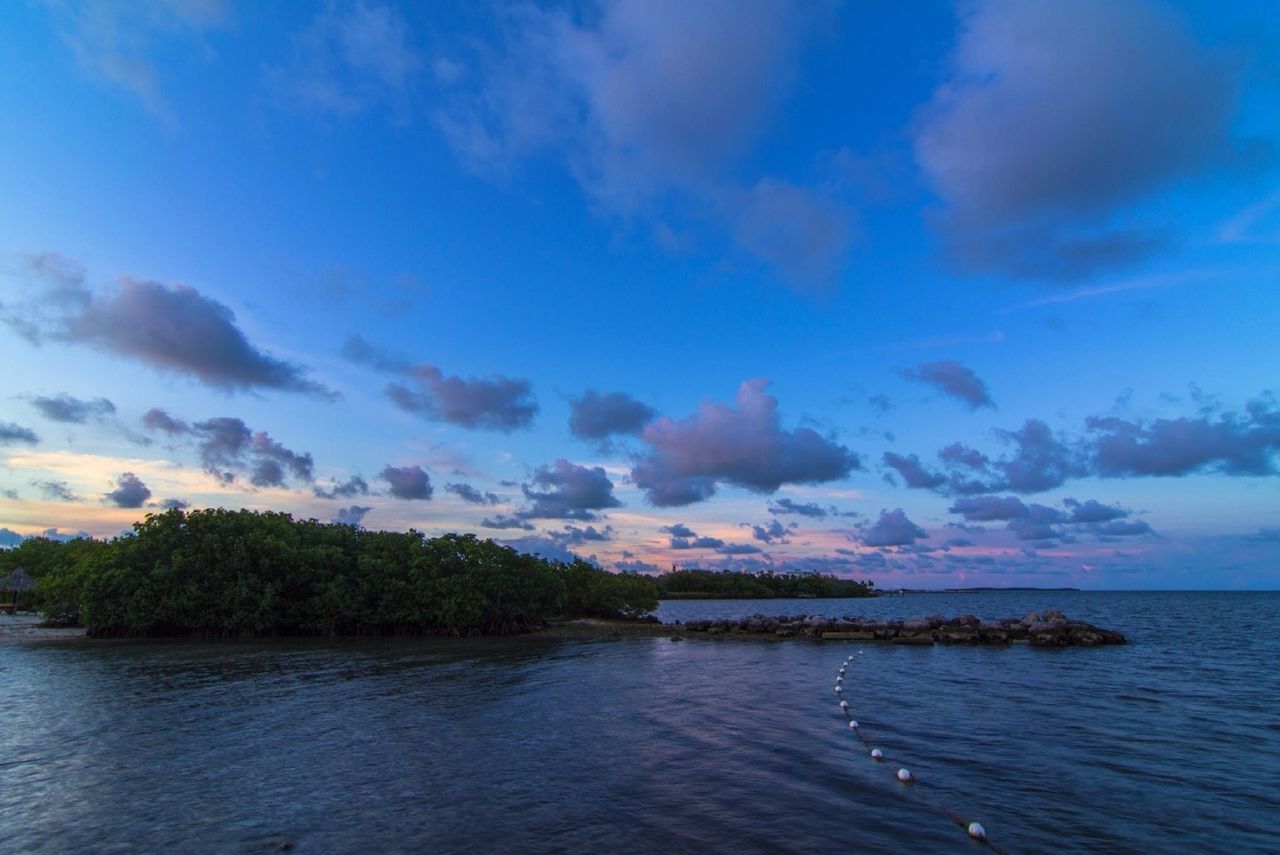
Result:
[2, 0, 1278, 589]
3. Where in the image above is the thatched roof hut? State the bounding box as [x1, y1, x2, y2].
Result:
[3, 567, 34, 593]
[2, 566, 34, 612]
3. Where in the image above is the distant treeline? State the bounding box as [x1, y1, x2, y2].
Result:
[0, 508, 657, 638]
[654, 568, 872, 600]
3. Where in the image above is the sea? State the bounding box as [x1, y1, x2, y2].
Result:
[1, 591, 1277, 853]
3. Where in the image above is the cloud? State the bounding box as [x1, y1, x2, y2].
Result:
[632, 379, 860, 506]
[661, 523, 724, 550]
[900, 360, 994, 409]
[18, 262, 329, 395]
[141, 407, 190, 435]
[547, 524, 614, 546]
[948, 494, 1151, 541]
[914, 0, 1244, 279]
[1063, 497, 1128, 524]
[750, 519, 793, 544]
[948, 495, 1030, 522]
[444, 482, 500, 505]
[35, 480, 79, 502]
[267, 1, 420, 116]
[732, 178, 854, 288]
[186, 417, 314, 487]
[105, 472, 151, 508]
[381, 464, 433, 500]
[767, 497, 827, 518]
[43, 0, 229, 120]
[568, 389, 656, 441]
[159, 498, 189, 510]
[0, 422, 39, 445]
[31, 394, 116, 424]
[334, 505, 373, 527]
[438, 1, 851, 287]
[0, 527, 23, 547]
[717, 543, 763, 555]
[883, 452, 947, 489]
[314, 475, 370, 499]
[1087, 401, 1280, 477]
[480, 515, 534, 531]
[250, 432, 314, 483]
[861, 509, 928, 547]
[520, 459, 620, 520]
[388, 364, 537, 432]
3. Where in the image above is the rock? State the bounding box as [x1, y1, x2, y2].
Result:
[1022, 611, 1042, 624]
[1042, 608, 1066, 622]
[900, 618, 932, 636]
[893, 633, 935, 645]
[953, 613, 980, 627]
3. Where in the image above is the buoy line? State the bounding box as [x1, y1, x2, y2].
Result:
[833, 653, 1006, 852]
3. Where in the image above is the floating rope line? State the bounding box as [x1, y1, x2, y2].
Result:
[833, 653, 1006, 852]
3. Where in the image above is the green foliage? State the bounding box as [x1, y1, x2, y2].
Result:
[654, 568, 871, 600]
[1, 508, 660, 637]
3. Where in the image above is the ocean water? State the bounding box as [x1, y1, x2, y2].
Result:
[1, 591, 1277, 853]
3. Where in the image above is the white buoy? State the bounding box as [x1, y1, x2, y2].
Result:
[839, 700, 849, 710]
[870, 749, 883, 761]
[967, 822, 987, 841]
[836, 676, 843, 683]
[897, 768, 913, 783]
[835, 686, 843, 694]
[848, 720, 859, 729]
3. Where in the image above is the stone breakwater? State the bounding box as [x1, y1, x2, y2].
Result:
[672, 609, 1126, 647]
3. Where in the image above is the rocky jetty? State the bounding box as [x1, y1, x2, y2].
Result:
[672, 609, 1125, 647]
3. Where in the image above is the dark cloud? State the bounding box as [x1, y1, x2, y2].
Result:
[438, 1, 852, 289]
[334, 505, 373, 527]
[388, 363, 537, 432]
[2, 489, 18, 500]
[868, 394, 893, 414]
[105, 472, 151, 508]
[31, 394, 116, 424]
[992, 420, 1084, 493]
[767, 498, 827, 518]
[520, 459, 620, 520]
[22, 264, 330, 395]
[250, 432, 314, 483]
[661, 523, 723, 550]
[861, 509, 928, 547]
[0, 422, 39, 445]
[883, 452, 947, 489]
[631, 379, 859, 506]
[142, 407, 191, 435]
[750, 519, 793, 544]
[948, 495, 1031, 522]
[914, 0, 1244, 279]
[501, 536, 581, 564]
[381, 464, 433, 500]
[314, 475, 370, 499]
[1094, 519, 1153, 538]
[949, 494, 1151, 541]
[250, 460, 287, 488]
[717, 543, 763, 555]
[159, 498, 189, 510]
[480, 515, 535, 531]
[444, 482, 500, 505]
[568, 389, 656, 441]
[192, 417, 252, 482]
[1063, 498, 1128, 524]
[35, 480, 79, 502]
[341, 333, 409, 373]
[900, 361, 994, 409]
[1088, 402, 1280, 477]
[938, 442, 989, 471]
[661, 523, 697, 539]
[547, 524, 614, 546]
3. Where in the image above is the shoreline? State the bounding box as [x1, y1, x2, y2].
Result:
[1, 611, 1125, 647]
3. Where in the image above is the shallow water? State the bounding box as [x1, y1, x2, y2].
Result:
[1, 591, 1277, 852]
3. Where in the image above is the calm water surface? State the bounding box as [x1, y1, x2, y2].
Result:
[2, 591, 1278, 853]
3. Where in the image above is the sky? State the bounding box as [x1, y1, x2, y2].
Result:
[1, 0, 1278, 589]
